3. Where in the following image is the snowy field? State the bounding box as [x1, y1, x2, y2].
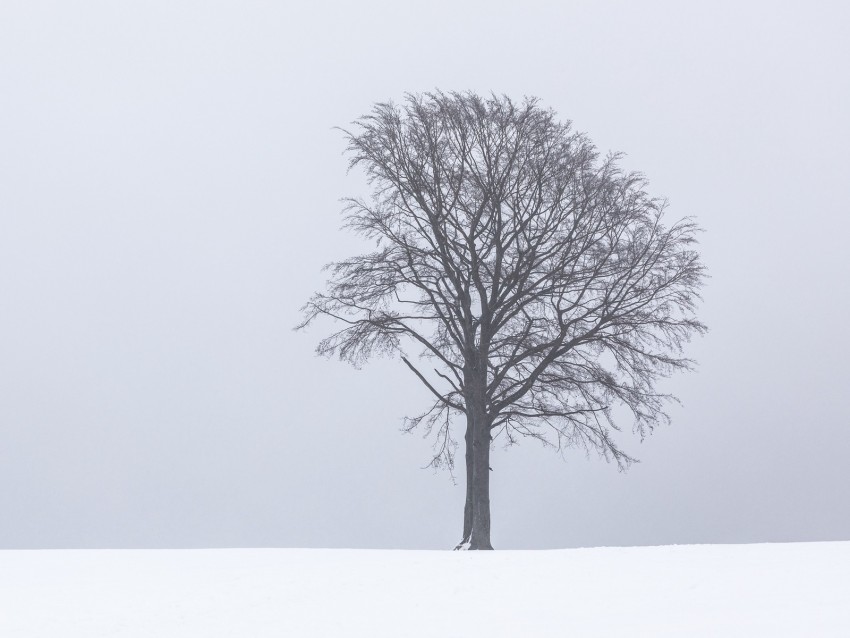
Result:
[1, 542, 848, 637]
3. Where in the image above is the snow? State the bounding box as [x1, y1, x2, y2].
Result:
[1, 542, 848, 637]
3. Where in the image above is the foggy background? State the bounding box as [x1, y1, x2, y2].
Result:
[1, 0, 848, 549]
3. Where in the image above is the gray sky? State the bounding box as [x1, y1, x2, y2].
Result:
[1, 0, 848, 550]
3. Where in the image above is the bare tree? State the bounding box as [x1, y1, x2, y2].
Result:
[298, 92, 706, 550]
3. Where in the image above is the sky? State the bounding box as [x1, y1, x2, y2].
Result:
[1, 0, 848, 550]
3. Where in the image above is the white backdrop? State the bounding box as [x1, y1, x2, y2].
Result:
[1, 0, 847, 548]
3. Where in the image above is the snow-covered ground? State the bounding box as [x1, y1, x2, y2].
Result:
[1, 542, 848, 637]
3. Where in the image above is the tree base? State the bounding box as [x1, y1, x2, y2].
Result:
[454, 534, 494, 551]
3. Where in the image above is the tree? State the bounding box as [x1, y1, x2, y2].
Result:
[298, 92, 706, 550]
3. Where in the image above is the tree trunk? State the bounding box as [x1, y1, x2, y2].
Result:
[462, 415, 473, 542]
[454, 412, 474, 550]
[468, 415, 493, 550]
[458, 347, 493, 550]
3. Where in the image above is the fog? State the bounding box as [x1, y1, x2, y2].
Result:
[1, 0, 848, 549]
